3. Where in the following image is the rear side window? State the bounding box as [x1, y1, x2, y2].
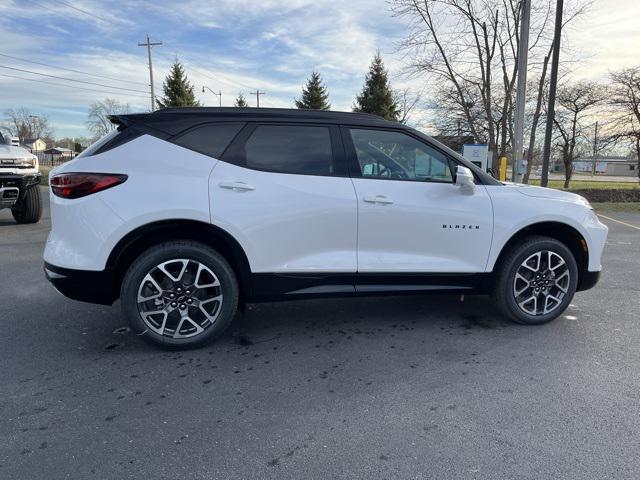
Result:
[243, 125, 333, 175]
[173, 123, 243, 159]
[77, 129, 120, 158]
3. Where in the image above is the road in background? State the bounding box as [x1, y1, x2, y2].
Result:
[0, 188, 639, 479]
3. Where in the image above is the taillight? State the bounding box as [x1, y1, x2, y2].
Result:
[50, 173, 128, 199]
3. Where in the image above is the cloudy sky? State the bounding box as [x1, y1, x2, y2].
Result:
[1, 0, 639, 138]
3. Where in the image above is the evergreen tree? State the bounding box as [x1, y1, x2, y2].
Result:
[157, 60, 200, 108]
[234, 93, 249, 107]
[295, 71, 330, 110]
[353, 53, 399, 121]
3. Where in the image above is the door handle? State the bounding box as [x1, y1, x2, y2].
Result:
[219, 181, 255, 192]
[363, 194, 394, 205]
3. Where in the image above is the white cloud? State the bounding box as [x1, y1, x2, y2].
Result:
[2, 0, 639, 138]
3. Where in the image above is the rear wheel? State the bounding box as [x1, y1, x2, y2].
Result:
[121, 241, 239, 349]
[493, 236, 578, 325]
[12, 186, 42, 224]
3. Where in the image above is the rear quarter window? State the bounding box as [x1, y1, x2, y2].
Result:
[172, 123, 244, 159]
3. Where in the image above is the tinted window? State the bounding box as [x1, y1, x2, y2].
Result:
[174, 123, 243, 158]
[244, 125, 333, 175]
[350, 129, 452, 183]
[77, 129, 120, 158]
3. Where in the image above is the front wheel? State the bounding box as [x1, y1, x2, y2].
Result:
[121, 241, 239, 349]
[12, 186, 42, 224]
[493, 236, 578, 325]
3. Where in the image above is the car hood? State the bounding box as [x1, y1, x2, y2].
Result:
[0, 144, 36, 159]
[506, 183, 590, 207]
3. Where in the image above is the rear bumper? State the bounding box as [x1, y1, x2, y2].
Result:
[577, 270, 600, 292]
[44, 262, 116, 305]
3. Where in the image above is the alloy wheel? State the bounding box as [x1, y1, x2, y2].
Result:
[512, 250, 571, 316]
[136, 259, 223, 338]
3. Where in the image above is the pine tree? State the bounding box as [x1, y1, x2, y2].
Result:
[234, 93, 249, 107]
[295, 71, 330, 110]
[157, 60, 200, 108]
[353, 53, 399, 121]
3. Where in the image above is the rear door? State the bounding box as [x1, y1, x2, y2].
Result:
[209, 123, 358, 273]
[343, 126, 493, 274]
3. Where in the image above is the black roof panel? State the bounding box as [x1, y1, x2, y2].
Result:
[109, 107, 396, 135]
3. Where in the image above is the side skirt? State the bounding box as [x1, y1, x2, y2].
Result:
[247, 272, 494, 302]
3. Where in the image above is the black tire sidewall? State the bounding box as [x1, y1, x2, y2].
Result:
[121, 242, 239, 349]
[499, 238, 578, 325]
[12, 186, 42, 224]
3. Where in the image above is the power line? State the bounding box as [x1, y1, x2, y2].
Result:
[157, 49, 257, 93]
[0, 65, 149, 94]
[0, 52, 148, 87]
[0, 73, 149, 99]
[49, 0, 116, 25]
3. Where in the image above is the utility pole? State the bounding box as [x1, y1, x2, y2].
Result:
[540, 0, 564, 188]
[202, 86, 222, 107]
[591, 120, 599, 176]
[250, 91, 266, 108]
[513, 0, 531, 183]
[138, 34, 162, 111]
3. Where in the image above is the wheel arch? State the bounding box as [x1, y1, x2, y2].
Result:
[106, 219, 252, 304]
[491, 221, 589, 289]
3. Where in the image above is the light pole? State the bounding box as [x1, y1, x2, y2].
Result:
[513, 0, 531, 183]
[202, 86, 222, 107]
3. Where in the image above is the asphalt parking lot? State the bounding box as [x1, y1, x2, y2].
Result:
[1, 187, 639, 479]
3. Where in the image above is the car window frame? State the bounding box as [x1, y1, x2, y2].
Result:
[221, 122, 348, 177]
[341, 125, 462, 184]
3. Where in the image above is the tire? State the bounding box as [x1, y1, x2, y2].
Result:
[121, 241, 239, 349]
[492, 235, 578, 325]
[12, 186, 42, 224]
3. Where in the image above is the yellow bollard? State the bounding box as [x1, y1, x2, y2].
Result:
[499, 156, 508, 182]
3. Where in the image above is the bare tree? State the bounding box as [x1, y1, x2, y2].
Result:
[395, 88, 424, 125]
[392, 0, 589, 172]
[1, 108, 53, 140]
[609, 66, 640, 180]
[553, 81, 605, 188]
[86, 99, 130, 139]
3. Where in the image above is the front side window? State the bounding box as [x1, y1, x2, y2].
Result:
[244, 125, 333, 175]
[350, 129, 453, 183]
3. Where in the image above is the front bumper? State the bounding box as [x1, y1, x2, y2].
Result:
[0, 173, 41, 208]
[44, 262, 117, 305]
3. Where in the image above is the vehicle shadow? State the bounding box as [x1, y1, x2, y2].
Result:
[94, 293, 516, 358]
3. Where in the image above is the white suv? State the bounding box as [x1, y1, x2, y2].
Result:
[44, 108, 608, 348]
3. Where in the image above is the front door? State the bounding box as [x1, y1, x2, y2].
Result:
[344, 127, 493, 274]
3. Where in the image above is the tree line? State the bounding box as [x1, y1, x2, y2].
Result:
[3, 0, 639, 184]
[121, 18, 640, 185]
[154, 52, 402, 121]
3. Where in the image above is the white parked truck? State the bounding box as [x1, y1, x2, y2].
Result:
[0, 131, 42, 223]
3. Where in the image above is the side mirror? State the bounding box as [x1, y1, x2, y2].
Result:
[455, 165, 475, 190]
